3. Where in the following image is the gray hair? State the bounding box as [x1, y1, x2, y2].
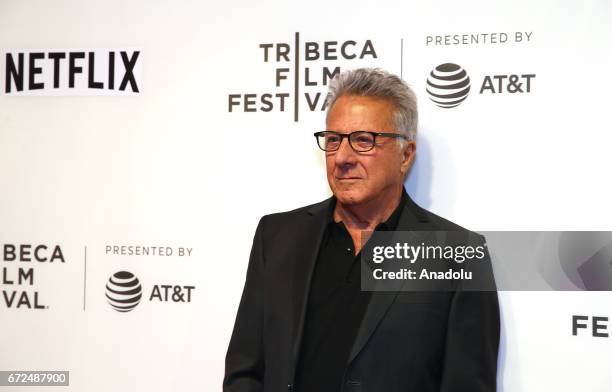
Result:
[325, 68, 418, 141]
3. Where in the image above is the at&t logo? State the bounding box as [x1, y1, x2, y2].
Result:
[105, 271, 142, 312]
[426, 63, 471, 108]
[426, 62, 536, 109]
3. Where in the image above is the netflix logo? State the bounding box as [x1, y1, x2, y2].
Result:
[3, 48, 142, 96]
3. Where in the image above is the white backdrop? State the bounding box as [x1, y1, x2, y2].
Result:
[1, 0, 611, 391]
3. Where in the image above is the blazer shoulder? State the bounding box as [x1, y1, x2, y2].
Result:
[422, 208, 467, 231]
[409, 205, 488, 255]
[261, 197, 332, 227]
[407, 197, 471, 232]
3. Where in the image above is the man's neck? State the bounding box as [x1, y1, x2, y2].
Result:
[333, 185, 403, 232]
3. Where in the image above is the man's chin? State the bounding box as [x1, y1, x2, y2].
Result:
[333, 191, 366, 206]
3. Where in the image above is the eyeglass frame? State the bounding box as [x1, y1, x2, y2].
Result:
[313, 130, 409, 152]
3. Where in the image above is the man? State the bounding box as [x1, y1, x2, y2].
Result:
[224, 68, 500, 392]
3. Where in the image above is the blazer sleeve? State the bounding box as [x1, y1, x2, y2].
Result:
[223, 216, 267, 392]
[439, 233, 501, 392]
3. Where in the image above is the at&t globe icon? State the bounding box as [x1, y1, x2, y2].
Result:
[105, 271, 142, 312]
[426, 63, 471, 108]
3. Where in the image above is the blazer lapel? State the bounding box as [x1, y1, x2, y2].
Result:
[347, 194, 435, 364]
[291, 197, 333, 364]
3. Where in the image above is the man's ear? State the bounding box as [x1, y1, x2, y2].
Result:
[399, 140, 416, 176]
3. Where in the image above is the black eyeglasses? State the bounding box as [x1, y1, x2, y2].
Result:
[314, 131, 408, 152]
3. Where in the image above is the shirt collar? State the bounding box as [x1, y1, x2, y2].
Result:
[326, 187, 409, 232]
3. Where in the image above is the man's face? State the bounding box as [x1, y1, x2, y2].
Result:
[325, 95, 414, 206]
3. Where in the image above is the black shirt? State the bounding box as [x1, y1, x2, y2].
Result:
[294, 190, 408, 392]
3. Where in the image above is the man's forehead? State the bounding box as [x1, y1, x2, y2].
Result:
[330, 94, 394, 109]
[326, 95, 396, 131]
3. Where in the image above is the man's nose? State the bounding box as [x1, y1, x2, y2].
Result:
[334, 136, 358, 165]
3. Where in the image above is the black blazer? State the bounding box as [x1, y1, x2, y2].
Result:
[224, 194, 500, 392]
